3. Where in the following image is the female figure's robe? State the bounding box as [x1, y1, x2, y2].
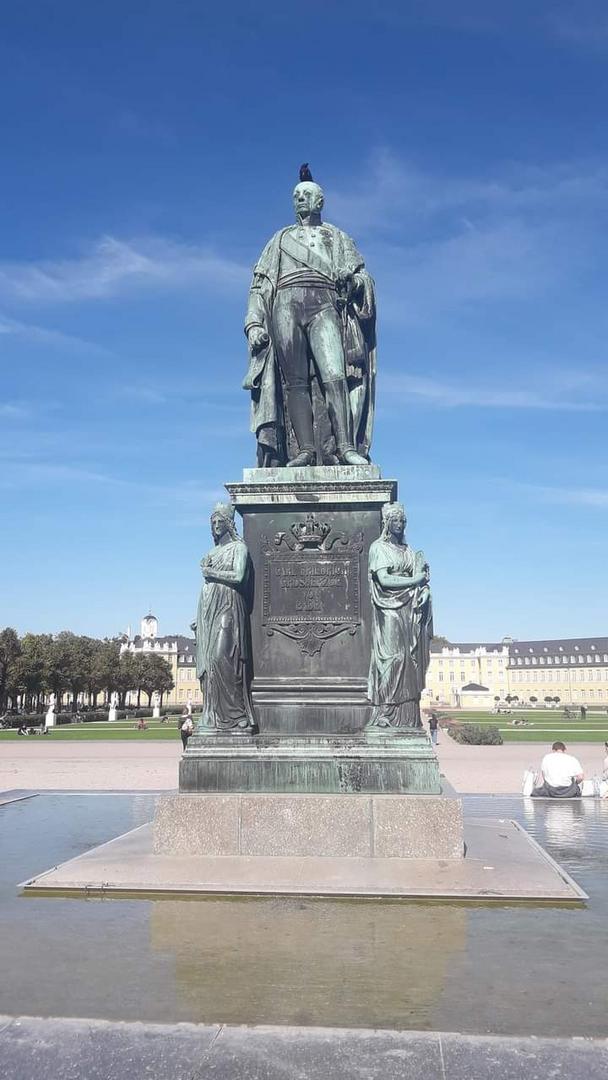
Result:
[195, 539, 254, 731]
[367, 539, 433, 730]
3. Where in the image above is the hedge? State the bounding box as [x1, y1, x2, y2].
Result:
[448, 723, 503, 746]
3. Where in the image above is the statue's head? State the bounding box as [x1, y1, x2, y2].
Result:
[210, 502, 237, 542]
[293, 181, 324, 220]
[381, 501, 406, 540]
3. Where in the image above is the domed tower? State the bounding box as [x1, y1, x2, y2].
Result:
[141, 612, 158, 640]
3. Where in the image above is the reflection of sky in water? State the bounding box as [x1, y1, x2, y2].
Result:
[1, 794, 607, 1034]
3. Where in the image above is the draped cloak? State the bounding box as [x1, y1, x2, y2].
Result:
[195, 539, 254, 730]
[367, 540, 433, 728]
[243, 223, 377, 466]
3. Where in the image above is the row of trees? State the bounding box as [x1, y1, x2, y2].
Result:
[0, 629, 175, 713]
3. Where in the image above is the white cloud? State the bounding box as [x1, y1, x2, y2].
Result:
[0, 402, 30, 419]
[325, 150, 608, 322]
[0, 457, 223, 508]
[523, 483, 608, 508]
[0, 313, 111, 354]
[382, 371, 608, 411]
[328, 150, 608, 236]
[0, 236, 250, 306]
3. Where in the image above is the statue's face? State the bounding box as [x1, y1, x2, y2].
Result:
[293, 181, 324, 218]
[387, 508, 406, 538]
[211, 513, 229, 541]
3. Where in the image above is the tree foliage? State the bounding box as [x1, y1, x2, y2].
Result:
[0, 628, 175, 712]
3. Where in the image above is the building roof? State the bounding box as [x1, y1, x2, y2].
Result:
[132, 634, 194, 651]
[461, 682, 490, 692]
[508, 637, 608, 656]
[430, 641, 504, 654]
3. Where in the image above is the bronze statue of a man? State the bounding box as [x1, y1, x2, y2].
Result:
[243, 165, 377, 468]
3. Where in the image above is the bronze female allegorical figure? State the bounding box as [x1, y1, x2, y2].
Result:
[194, 503, 255, 733]
[367, 502, 433, 731]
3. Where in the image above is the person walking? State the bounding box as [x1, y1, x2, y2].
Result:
[428, 711, 439, 746]
[179, 711, 193, 751]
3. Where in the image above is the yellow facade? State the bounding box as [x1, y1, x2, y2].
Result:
[124, 618, 608, 711]
[423, 638, 608, 708]
[121, 615, 203, 708]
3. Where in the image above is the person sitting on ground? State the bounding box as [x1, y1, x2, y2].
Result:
[602, 741, 608, 781]
[532, 741, 584, 798]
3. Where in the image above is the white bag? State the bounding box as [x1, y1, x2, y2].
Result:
[581, 779, 596, 797]
[522, 769, 536, 797]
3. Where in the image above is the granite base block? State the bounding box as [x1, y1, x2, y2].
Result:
[153, 793, 464, 860]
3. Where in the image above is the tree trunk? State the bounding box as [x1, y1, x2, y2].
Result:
[137, 688, 141, 708]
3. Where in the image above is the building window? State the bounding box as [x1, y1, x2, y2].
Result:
[438, 673, 443, 682]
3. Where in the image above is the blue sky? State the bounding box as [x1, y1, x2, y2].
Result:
[1, 0, 607, 641]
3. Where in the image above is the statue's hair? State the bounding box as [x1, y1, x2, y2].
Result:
[211, 502, 238, 538]
[381, 501, 406, 538]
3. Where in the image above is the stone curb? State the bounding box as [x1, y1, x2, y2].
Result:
[0, 1016, 607, 1079]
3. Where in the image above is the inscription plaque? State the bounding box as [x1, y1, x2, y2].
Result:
[261, 515, 363, 655]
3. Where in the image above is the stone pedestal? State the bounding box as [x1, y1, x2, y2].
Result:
[155, 792, 463, 860]
[182, 464, 442, 798]
[225, 465, 395, 736]
[180, 732, 441, 794]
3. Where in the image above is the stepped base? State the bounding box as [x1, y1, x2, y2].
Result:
[180, 733, 441, 794]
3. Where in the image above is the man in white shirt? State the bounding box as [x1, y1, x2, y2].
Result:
[532, 741, 584, 798]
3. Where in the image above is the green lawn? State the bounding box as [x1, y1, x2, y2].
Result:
[2, 708, 607, 744]
[440, 709, 608, 743]
[0, 719, 185, 741]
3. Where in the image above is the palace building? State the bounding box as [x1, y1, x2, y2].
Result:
[122, 615, 608, 710]
[120, 614, 202, 707]
[424, 636, 608, 708]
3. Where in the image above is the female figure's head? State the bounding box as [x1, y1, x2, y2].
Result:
[381, 501, 406, 542]
[210, 502, 238, 543]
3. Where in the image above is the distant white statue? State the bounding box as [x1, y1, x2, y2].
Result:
[108, 691, 118, 723]
[152, 691, 161, 719]
[45, 695, 56, 731]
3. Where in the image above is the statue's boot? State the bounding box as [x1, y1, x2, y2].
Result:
[323, 377, 368, 466]
[340, 449, 369, 465]
[286, 384, 316, 467]
[287, 450, 316, 467]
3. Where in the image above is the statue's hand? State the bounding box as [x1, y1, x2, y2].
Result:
[248, 326, 270, 352]
[335, 268, 353, 290]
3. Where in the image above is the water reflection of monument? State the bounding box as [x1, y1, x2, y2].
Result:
[149, 899, 467, 1028]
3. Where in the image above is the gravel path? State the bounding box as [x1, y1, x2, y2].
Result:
[1, 736, 605, 794]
